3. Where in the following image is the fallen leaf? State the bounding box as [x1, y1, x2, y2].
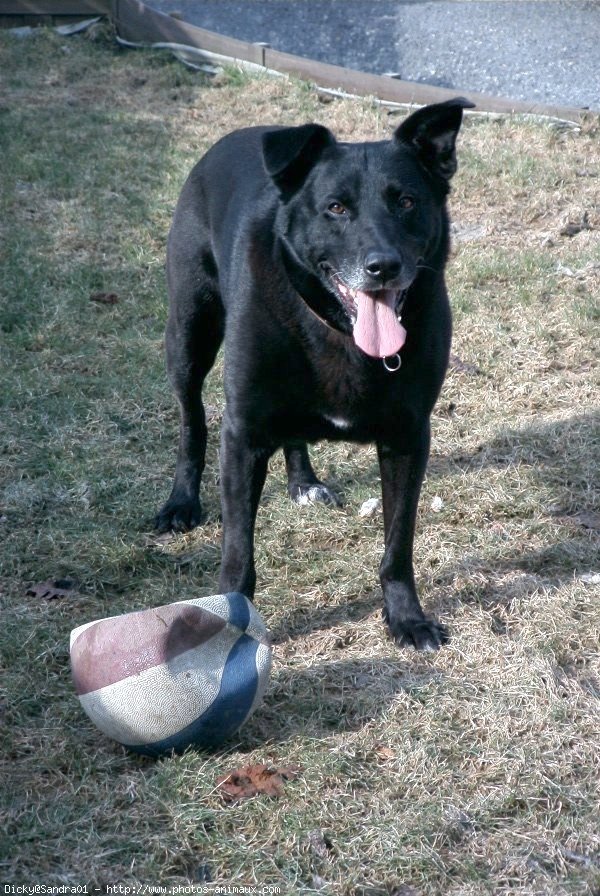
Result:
[217, 763, 301, 802]
[560, 212, 591, 237]
[374, 745, 396, 762]
[449, 354, 483, 376]
[90, 291, 119, 305]
[26, 579, 77, 600]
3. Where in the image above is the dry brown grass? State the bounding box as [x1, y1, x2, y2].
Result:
[1, 26, 599, 895]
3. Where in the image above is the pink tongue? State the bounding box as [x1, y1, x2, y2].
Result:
[353, 290, 407, 358]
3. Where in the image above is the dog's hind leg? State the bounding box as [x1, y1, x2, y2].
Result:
[155, 278, 224, 533]
[284, 443, 341, 506]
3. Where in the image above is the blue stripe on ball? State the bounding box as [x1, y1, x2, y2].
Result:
[225, 591, 251, 631]
[126, 631, 260, 757]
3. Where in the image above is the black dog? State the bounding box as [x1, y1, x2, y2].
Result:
[156, 98, 473, 650]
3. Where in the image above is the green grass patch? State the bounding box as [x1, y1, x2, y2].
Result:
[1, 25, 599, 895]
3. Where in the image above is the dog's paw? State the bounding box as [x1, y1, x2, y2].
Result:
[384, 611, 448, 652]
[155, 498, 203, 533]
[290, 483, 341, 507]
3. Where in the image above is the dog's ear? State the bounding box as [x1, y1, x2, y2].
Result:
[394, 98, 474, 182]
[263, 123, 336, 195]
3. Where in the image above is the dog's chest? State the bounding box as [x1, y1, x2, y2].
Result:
[275, 409, 367, 443]
[278, 377, 405, 443]
[322, 414, 353, 431]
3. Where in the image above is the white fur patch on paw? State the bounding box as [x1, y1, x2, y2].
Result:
[295, 485, 336, 506]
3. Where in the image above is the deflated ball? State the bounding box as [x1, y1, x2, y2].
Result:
[70, 592, 272, 756]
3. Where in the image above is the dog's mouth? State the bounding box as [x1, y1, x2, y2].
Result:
[326, 271, 408, 359]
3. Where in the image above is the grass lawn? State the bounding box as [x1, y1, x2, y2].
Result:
[1, 24, 599, 896]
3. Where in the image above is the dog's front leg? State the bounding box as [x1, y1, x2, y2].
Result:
[376, 432, 447, 650]
[218, 413, 272, 599]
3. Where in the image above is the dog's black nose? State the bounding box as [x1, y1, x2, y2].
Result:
[364, 251, 402, 284]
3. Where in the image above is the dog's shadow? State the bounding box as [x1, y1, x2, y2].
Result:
[267, 592, 380, 645]
[238, 655, 443, 746]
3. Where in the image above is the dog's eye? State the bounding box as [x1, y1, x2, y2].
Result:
[398, 196, 415, 210]
[327, 201, 347, 216]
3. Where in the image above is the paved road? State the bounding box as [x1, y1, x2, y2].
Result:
[149, 0, 600, 110]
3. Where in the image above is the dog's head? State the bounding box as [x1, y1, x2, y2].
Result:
[262, 98, 473, 359]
